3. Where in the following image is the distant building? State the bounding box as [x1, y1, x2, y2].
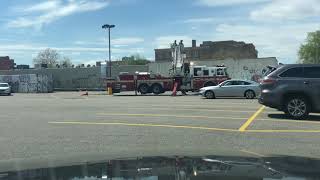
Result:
[154, 40, 258, 62]
[34, 64, 48, 69]
[0, 56, 15, 70]
[16, 65, 30, 69]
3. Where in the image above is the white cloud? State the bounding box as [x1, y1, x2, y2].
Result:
[0, 44, 106, 52]
[155, 36, 193, 49]
[213, 22, 319, 63]
[21, 0, 61, 12]
[0, 44, 144, 58]
[74, 41, 87, 45]
[196, 0, 270, 7]
[7, 0, 109, 28]
[182, 17, 215, 23]
[75, 37, 144, 47]
[250, 0, 320, 21]
[112, 37, 144, 45]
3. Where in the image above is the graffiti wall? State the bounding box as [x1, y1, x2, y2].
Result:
[149, 57, 278, 82]
[0, 74, 53, 93]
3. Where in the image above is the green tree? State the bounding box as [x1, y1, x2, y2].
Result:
[120, 54, 150, 65]
[298, 30, 320, 64]
[33, 48, 60, 68]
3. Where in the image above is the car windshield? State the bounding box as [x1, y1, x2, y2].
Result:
[0, 0, 320, 177]
[0, 84, 8, 87]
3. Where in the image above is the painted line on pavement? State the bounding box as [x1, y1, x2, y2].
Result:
[246, 129, 320, 133]
[127, 107, 256, 113]
[257, 119, 320, 124]
[97, 113, 247, 120]
[148, 104, 260, 110]
[238, 106, 265, 132]
[48, 121, 239, 132]
[48, 121, 320, 133]
[240, 150, 265, 157]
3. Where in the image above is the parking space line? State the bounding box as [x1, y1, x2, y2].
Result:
[257, 119, 320, 124]
[126, 107, 257, 113]
[238, 106, 265, 132]
[148, 104, 260, 110]
[48, 121, 239, 132]
[97, 113, 247, 120]
[49, 121, 320, 133]
[246, 129, 320, 133]
[240, 150, 265, 157]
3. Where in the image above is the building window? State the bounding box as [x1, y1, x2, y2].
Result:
[203, 70, 209, 76]
[192, 50, 199, 58]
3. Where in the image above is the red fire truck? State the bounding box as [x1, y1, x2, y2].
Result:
[106, 40, 230, 95]
[107, 65, 229, 94]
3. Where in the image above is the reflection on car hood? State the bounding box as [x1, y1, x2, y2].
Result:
[201, 86, 218, 91]
[1, 155, 320, 180]
[0, 87, 9, 90]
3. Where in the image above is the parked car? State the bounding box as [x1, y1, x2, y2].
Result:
[259, 64, 320, 119]
[0, 83, 11, 96]
[199, 79, 260, 99]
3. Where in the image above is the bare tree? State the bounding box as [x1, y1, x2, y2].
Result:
[60, 56, 73, 68]
[33, 48, 60, 68]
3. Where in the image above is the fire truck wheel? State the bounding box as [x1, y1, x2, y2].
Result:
[152, 84, 163, 95]
[205, 90, 215, 99]
[139, 84, 149, 94]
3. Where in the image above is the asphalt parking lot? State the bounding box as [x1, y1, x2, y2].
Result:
[1, 92, 320, 171]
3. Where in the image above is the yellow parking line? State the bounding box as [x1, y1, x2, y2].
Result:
[126, 107, 256, 113]
[238, 106, 265, 132]
[49, 121, 320, 133]
[246, 129, 320, 133]
[240, 150, 265, 157]
[97, 113, 247, 120]
[257, 119, 320, 124]
[148, 104, 260, 110]
[48, 121, 239, 132]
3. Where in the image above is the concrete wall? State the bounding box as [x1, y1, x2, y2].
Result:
[0, 65, 148, 91]
[109, 65, 149, 78]
[148, 57, 278, 81]
[0, 74, 53, 93]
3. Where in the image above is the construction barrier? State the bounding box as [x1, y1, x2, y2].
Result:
[107, 87, 113, 95]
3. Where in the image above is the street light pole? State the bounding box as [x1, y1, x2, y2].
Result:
[108, 27, 111, 77]
[102, 24, 115, 77]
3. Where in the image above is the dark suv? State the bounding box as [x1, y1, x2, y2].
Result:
[259, 64, 320, 119]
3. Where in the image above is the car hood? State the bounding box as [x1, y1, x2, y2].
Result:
[1, 155, 320, 180]
[0, 87, 9, 90]
[200, 86, 219, 91]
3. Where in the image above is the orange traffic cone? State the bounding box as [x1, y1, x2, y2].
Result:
[171, 82, 178, 96]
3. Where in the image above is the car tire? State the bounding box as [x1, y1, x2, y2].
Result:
[284, 96, 310, 119]
[205, 90, 215, 99]
[138, 84, 149, 95]
[245, 90, 255, 99]
[152, 84, 163, 95]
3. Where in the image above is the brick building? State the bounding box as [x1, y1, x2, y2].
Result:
[155, 40, 258, 62]
[0, 56, 15, 70]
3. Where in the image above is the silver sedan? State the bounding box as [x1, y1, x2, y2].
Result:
[199, 79, 260, 99]
[0, 83, 11, 96]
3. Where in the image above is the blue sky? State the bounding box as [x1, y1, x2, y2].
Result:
[0, 0, 319, 66]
